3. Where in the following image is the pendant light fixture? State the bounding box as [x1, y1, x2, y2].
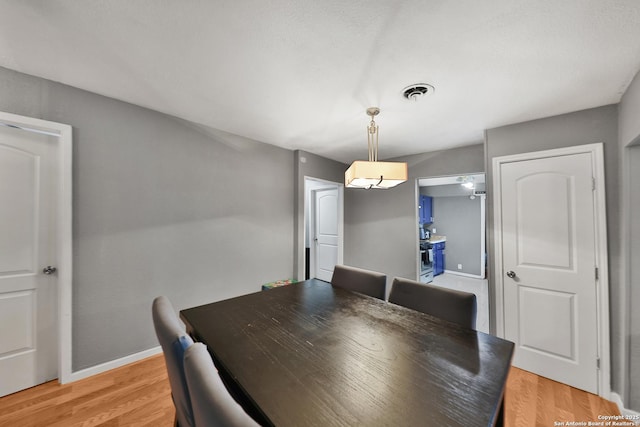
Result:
[345, 107, 408, 189]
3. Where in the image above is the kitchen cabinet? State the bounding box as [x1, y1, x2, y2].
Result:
[432, 241, 445, 276]
[418, 195, 433, 224]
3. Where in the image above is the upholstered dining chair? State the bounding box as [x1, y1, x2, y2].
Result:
[184, 342, 261, 427]
[330, 264, 387, 300]
[388, 277, 477, 329]
[152, 296, 194, 427]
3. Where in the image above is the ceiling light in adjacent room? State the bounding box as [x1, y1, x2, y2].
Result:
[457, 175, 475, 189]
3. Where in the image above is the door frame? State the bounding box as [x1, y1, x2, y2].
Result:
[492, 142, 610, 398]
[417, 174, 486, 279]
[0, 111, 73, 384]
[304, 177, 343, 280]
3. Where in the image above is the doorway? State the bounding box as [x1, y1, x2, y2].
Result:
[0, 111, 72, 394]
[418, 174, 486, 279]
[304, 178, 343, 282]
[417, 173, 488, 332]
[492, 143, 610, 396]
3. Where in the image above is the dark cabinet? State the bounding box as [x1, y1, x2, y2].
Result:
[432, 241, 445, 276]
[418, 195, 433, 224]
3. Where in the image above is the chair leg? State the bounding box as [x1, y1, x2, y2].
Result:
[170, 392, 180, 427]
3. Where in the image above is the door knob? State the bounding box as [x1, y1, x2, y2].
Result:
[506, 270, 516, 279]
[43, 266, 57, 275]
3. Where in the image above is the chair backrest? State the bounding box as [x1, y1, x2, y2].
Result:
[389, 277, 477, 329]
[152, 296, 194, 427]
[184, 342, 261, 427]
[330, 264, 387, 300]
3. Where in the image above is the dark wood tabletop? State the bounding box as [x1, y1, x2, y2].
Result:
[180, 279, 514, 427]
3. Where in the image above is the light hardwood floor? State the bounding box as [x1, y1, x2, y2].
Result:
[0, 355, 174, 427]
[0, 354, 620, 426]
[505, 366, 620, 426]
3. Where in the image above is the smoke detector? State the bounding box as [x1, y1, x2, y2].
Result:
[402, 83, 435, 101]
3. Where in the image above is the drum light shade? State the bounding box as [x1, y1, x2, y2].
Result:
[345, 160, 408, 189]
[345, 107, 408, 189]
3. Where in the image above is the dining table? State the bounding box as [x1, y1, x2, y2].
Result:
[180, 278, 514, 427]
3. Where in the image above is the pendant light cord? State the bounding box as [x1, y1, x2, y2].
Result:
[367, 114, 379, 162]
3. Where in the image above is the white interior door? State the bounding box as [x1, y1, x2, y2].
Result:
[0, 125, 58, 397]
[313, 188, 339, 282]
[499, 151, 600, 394]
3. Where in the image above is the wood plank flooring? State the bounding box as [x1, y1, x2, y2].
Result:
[0, 354, 620, 426]
[0, 355, 174, 427]
[505, 367, 620, 427]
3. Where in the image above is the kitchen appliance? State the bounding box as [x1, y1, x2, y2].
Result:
[419, 241, 434, 283]
[419, 227, 431, 240]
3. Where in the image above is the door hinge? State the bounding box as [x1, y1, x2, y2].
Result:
[592, 177, 596, 191]
[597, 358, 601, 369]
[594, 266, 599, 280]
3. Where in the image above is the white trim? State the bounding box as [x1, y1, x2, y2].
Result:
[0, 111, 73, 385]
[491, 142, 611, 399]
[492, 158, 506, 338]
[618, 140, 638, 406]
[416, 174, 487, 282]
[479, 194, 486, 279]
[415, 180, 421, 281]
[611, 393, 640, 426]
[590, 143, 612, 400]
[65, 346, 162, 383]
[303, 177, 344, 280]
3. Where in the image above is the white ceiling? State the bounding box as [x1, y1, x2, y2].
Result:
[418, 174, 485, 187]
[1, 1, 640, 163]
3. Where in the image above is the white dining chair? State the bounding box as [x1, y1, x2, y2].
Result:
[152, 296, 195, 427]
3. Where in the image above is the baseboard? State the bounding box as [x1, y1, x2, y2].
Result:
[443, 270, 484, 279]
[62, 346, 162, 384]
[611, 392, 640, 425]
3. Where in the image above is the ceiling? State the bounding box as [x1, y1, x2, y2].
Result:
[1, 1, 640, 163]
[418, 174, 485, 187]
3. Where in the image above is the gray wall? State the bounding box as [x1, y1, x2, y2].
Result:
[0, 66, 295, 371]
[619, 69, 640, 410]
[294, 150, 346, 280]
[485, 105, 624, 399]
[344, 144, 484, 295]
[422, 193, 483, 276]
